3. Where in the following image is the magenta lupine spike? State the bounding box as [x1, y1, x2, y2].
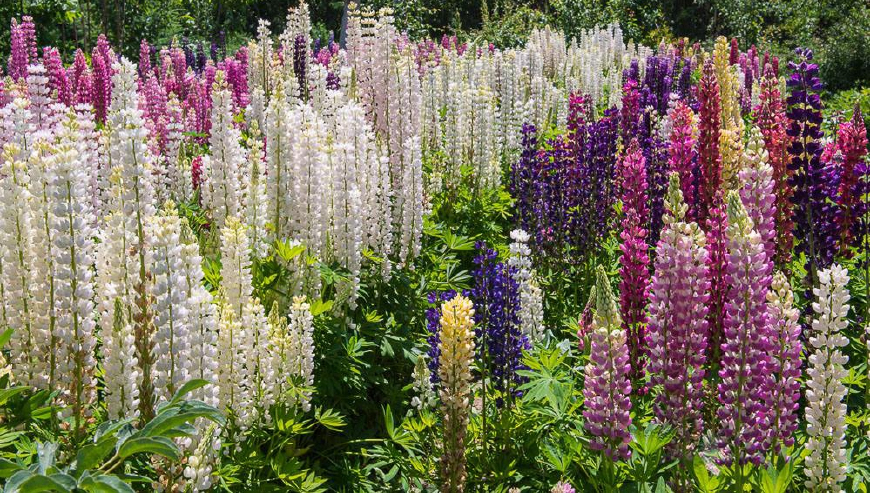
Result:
[91, 43, 112, 124]
[834, 105, 868, 251]
[667, 101, 698, 220]
[171, 47, 188, 99]
[140, 76, 169, 154]
[620, 79, 640, 145]
[8, 17, 34, 81]
[75, 67, 94, 106]
[698, 60, 722, 226]
[647, 173, 709, 459]
[43, 47, 72, 105]
[226, 47, 250, 110]
[764, 271, 802, 456]
[717, 191, 773, 467]
[739, 128, 777, 269]
[583, 266, 633, 461]
[706, 198, 728, 370]
[139, 39, 153, 81]
[619, 139, 650, 382]
[71, 49, 88, 91]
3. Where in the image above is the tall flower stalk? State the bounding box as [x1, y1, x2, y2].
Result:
[438, 295, 475, 493]
[647, 173, 709, 460]
[764, 271, 802, 457]
[717, 191, 772, 470]
[805, 264, 850, 491]
[786, 48, 836, 288]
[583, 265, 632, 461]
[618, 139, 650, 382]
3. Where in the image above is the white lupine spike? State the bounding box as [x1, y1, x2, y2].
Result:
[48, 112, 99, 423]
[27, 140, 61, 393]
[202, 71, 246, 233]
[398, 135, 423, 266]
[26, 64, 51, 129]
[244, 124, 269, 259]
[102, 57, 158, 418]
[508, 229, 545, 342]
[162, 96, 186, 202]
[241, 298, 275, 424]
[219, 216, 253, 319]
[287, 296, 315, 411]
[0, 143, 50, 388]
[288, 103, 328, 261]
[805, 264, 850, 491]
[179, 223, 219, 408]
[215, 304, 251, 431]
[263, 81, 302, 242]
[147, 205, 191, 404]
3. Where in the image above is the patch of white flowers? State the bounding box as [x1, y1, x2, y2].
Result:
[805, 264, 850, 492]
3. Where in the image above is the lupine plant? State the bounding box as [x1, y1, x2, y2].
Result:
[2, 6, 870, 493]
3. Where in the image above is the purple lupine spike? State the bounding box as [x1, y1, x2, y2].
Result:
[471, 243, 529, 406]
[717, 191, 773, 467]
[583, 266, 633, 461]
[196, 43, 207, 74]
[620, 79, 640, 145]
[786, 48, 839, 287]
[647, 174, 709, 459]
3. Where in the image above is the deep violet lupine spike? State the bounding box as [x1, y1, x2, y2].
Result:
[8, 17, 32, 81]
[510, 123, 539, 238]
[620, 79, 640, 145]
[698, 59, 722, 226]
[294, 35, 309, 100]
[786, 48, 838, 287]
[471, 243, 529, 405]
[717, 191, 773, 467]
[619, 140, 650, 383]
[754, 63, 793, 265]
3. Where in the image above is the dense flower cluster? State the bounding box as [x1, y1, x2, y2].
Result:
[786, 48, 838, 285]
[583, 266, 633, 461]
[805, 264, 850, 491]
[647, 174, 709, 458]
[471, 243, 529, 404]
[437, 295, 476, 493]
